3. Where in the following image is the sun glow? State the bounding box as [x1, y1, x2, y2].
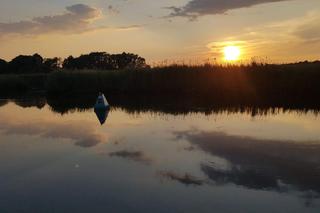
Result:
[224, 46, 241, 61]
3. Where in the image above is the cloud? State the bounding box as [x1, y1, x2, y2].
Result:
[166, 0, 292, 20]
[107, 5, 120, 15]
[206, 11, 320, 62]
[109, 150, 152, 164]
[113, 25, 142, 31]
[291, 11, 320, 43]
[0, 4, 102, 35]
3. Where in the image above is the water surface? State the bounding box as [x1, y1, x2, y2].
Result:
[0, 99, 320, 213]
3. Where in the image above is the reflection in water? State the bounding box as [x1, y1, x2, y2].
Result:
[0, 99, 8, 107]
[158, 171, 205, 186]
[174, 130, 320, 194]
[109, 150, 152, 165]
[94, 93, 110, 125]
[201, 163, 282, 190]
[0, 111, 106, 148]
[44, 94, 320, 116]
[14, 97, 46, 109]
[94, 108, 110, 125]
[0, 97, 320, 212]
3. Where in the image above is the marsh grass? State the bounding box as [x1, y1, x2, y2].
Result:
[1, 62, 320, 107]
[0, 73, 46, 94]
[46, 63, 320, 104]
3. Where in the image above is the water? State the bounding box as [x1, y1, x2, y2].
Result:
[0, 98, 320, 213]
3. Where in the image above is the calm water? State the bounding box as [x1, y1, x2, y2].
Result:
[1, 98, 320, 213]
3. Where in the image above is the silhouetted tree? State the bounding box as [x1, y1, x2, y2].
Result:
[43, 57, 61, 71]
[87, 52, 114, 70]
[111, 52, 147, 69]
[0, 59, 8, 74]
[62, 52, 148, 70]
[62, 56, 75, 69]
[9, 53, 44, 73]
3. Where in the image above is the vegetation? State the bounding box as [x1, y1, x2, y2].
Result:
[0, 54, 60, 74]
[0, 73, 47, 94]
[43, 62, 320, 107]
[0, 52, 148, 74]
[62, 52, 148, 70]
[2, 93, 320, 116]
[0, 52, 320, 109]
[0, 59, 8, 74]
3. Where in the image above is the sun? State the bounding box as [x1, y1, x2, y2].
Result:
[224, 46, 241, 61]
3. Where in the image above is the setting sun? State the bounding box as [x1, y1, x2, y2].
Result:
[224, 46, 241, 61]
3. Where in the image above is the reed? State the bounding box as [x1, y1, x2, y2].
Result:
[0, 73, 46, 94]
[1, 62, 320, 107]
[45, 62, 320, 105]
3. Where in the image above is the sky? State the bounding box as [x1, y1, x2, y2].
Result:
[0, 0, 319, 64]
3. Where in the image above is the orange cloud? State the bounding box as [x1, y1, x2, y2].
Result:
[0, 4, 102, 35]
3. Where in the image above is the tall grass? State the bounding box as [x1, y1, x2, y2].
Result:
[1, 62, 320, 107]
[45, 63, 320, 105]
[0, 73, 46, 95]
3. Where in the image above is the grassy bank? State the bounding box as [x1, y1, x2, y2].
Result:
[1, 62, 320, 107]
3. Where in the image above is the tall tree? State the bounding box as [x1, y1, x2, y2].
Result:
[9, 53, 44, 73]
[44, 57, 61, 71]
[0, 59, 8, 74]
[62, 52, 148, 70]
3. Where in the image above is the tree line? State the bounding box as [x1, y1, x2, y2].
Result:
[0, 52, 148, 74]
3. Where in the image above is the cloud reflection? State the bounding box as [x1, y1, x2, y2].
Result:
[158, 171, 205, 186]
[173, 129, 320, 194]
[109, 150, 152, 164]
[0, 118, 106, 148]
[201, 163, 284, 191]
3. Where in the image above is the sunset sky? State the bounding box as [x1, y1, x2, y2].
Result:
[0, 0, 319, 63]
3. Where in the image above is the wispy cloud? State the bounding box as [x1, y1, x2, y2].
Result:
[107, 5, 120, 15]
[0, 4, 101, 35]
[166, 0, 292, 20]
[291, 11, 320, 43]
[206, 10, 320, 61]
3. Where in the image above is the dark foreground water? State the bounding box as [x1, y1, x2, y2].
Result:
[0, 98, 320, 213]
